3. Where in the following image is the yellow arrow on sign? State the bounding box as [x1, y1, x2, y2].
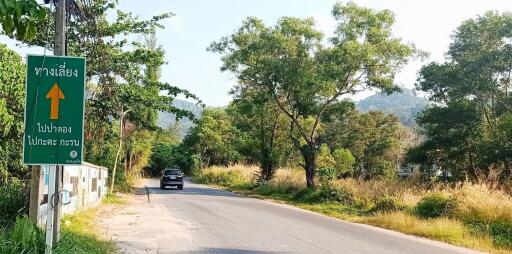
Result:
[46, 83, 65, 120]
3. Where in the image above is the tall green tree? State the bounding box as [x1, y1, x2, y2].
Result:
[0, 44, 25, 178]
[210, 3, 416, 187]
[182, 108, 243, 167]
[228, 96, 292, 181]
[414, 11, 512, 181]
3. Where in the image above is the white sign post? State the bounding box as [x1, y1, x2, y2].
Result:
[45, 167, 56, 254]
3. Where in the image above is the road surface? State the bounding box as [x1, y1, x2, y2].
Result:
[99, 178, 482, 254]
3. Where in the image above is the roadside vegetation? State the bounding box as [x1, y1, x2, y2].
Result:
[0, 209, 116, 253]
[195, 165, 512, 253]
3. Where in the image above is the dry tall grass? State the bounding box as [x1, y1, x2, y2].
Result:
[452, 183, 512, 224]
[199, 165, 512, 220]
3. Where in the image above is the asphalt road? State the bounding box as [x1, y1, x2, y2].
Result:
[105, 178, 483, 254]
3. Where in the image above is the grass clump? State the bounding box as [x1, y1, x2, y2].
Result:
[0, 210, 115, 253]
[372, 196, 404, 212]
[356, 211, 494, 250]
[0, 217, 46, 254]
[195, 165, 255, 189]
[57, 208, 115, 254]
[415, 193, 456, 218]
[102, 193, 126, 205]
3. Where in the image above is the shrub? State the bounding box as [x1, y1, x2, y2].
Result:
[372, 196, 403, 212]
[415, 193, 456, 218]
[0, 179, 29, 228]
[195, 165, 255, 189]
[317, 167, 337, 184]
[490, 222, 512, 248]
[373, 161, 397, 180]
[319, 183, 354, 204]
[332, 148, 355, 176]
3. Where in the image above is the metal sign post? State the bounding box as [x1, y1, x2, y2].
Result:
[44, 167, 56, 253]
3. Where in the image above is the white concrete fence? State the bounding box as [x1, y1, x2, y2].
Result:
[33, 162, 108, 226]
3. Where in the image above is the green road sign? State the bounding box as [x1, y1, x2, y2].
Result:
[23, 55, 86, 165]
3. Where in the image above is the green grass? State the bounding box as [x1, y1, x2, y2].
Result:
[102, 193, 127, 205]
[57, 208, 115, 254]
[194, 165, 512, 254]
[0, 203, 118, 253]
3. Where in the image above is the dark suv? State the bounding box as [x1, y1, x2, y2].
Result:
[160, 169, 184, 190]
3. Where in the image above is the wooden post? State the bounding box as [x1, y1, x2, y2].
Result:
[29, 165, 42, 224]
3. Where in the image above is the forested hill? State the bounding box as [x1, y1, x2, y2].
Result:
[161, 89, 427, 135]
[157, 99, 203, 137]
[356, 88, 427, 126]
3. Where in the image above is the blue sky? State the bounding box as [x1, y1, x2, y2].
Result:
[2, 0, 512, 106]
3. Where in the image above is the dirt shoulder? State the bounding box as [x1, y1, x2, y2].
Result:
[97, 179, 191, 254]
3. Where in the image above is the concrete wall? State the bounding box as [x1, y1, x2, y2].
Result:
[36, 162, 108, 226]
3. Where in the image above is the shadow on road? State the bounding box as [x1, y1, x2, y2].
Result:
[165, 248, 287, 254]
[145, 186, 246, 198]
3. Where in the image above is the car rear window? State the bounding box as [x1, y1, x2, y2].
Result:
[164, 170, 181, 176]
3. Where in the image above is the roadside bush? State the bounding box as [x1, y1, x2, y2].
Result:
[0, 179, 29, 228]
[195, 165, 255, 189]
[317, 167, 337, 184]
[271, 168, 304, 192]
[373, 161, 397, 180]
[415, 193, 456, 218]
[490, 222, 512, 248]
[372, 196, 403, 212]
[319, 182, 354, 204]
[199, 170, 242, 186]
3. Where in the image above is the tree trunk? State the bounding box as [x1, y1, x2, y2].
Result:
[111, 119, 123, 193]
[302, 144, 316, 189]
[111, 108, 130, 193]
[260, 158, 274, 181]
[305, 155, 316, 189]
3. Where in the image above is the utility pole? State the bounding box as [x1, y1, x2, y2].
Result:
[54, 0, 66, 242]
[45, 0, 66, 253]
[54, 0, 66, 56]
